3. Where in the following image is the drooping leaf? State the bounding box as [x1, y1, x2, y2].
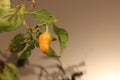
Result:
[47, 47, 59, 57]
[53, 24, 69, 53]
[32, 8, 57, 24]
[0, 4, 26, 32]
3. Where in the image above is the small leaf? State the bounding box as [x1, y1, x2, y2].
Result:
[0, 63, 19, 80]
[28, 40, 35, 50]
[11, 33, 25, 45]
[7, 64, 19, 80]
[11, 43, 26, 53]
[52, 37, 57, 41]
[47, 48, 59, 57]
[36, 31, 42, 39]
[53, 24, 69, 53]
[9, 33, 26, 53]
[32, 8, 57, 24]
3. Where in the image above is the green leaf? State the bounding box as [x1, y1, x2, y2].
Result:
[34, 40, 39, 47]
[52, 37, 57, 41]
[11, 43, 26, 53]
[0, 63, 19, 80]
[6, 64, 19, 80]
[47, 48, 59, 57]
[36, 31, 42, 39]
[19, 40, 35, 59]
[53, 24, 69, 53]
[0, 4, 26, 32]
[28, 41, 35, 50]
[32, 8, 57, 24]
[11, 33, 25, 45]
[10, 33, 26, 53]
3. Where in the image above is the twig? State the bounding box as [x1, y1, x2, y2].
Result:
[27, 0, 36, 11]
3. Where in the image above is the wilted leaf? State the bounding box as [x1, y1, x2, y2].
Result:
[32, 8, 57, 24]
[53, 24, 69, 53]
[0, 4, 26, 32]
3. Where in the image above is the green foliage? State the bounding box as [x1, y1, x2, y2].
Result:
[0, 1, 70, 80]
[11, 33, 25, 45]
[19, 38, 36, 60]
[9, 33, 26, 53]
[19, 47, 32, 60]
[0, 4, 26, 32]
[0, 0, 69, 69]
[11, 44, 26, 53]
[0, 63, 19, 80]
[53, 24, 69, 53]
[47, 47, 58, 57]
[32, 9, 57, 25]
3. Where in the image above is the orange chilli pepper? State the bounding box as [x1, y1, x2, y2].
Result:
[38, 32, 52, 54]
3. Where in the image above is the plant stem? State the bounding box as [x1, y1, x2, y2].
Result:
[23, 20, 30, 31]
[45, 25, 49, 33]
[23, 20, 30, 30]
[27, 0, 36, 11]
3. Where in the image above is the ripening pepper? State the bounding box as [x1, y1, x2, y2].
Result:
[38, 32, 52, 54]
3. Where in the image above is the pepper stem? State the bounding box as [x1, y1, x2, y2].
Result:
[45, 25, 49, 33]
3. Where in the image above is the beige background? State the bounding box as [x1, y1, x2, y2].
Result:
[1, 0, 120, 80]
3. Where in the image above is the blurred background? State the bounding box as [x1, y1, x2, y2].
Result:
[1, 0, 120, 80]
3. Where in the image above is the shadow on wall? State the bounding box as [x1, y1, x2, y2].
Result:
[0, 50, 85, 80]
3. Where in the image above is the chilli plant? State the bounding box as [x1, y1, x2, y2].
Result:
[0, 0, 69, 80]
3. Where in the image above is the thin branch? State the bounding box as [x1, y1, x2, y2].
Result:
[27, 0, 36, 11]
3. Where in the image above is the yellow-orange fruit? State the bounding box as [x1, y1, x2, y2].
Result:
[38, 32, 52, 54]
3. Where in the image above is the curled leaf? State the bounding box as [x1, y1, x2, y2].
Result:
[53, 24, 69, 53]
